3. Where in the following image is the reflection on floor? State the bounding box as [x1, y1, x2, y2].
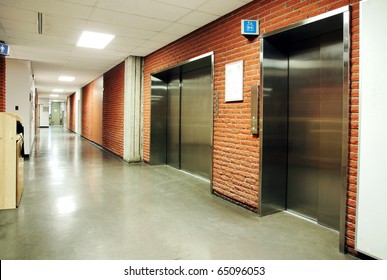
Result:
[0, 128, 357, 260]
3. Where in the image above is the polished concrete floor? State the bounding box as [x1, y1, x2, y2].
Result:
[0, 127, 357, 260]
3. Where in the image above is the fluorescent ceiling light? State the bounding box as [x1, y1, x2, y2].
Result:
[77, 31, 115, 49]
[53, 89, 64, 93]
[59, 76, 75, 82]
[50, 94, 59, 97]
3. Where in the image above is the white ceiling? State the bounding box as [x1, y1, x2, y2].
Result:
[0, 0, 252, 100]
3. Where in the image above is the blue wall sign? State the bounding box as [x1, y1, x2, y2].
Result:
[241, 20, 259, 36]
[0, 43, 10, 56]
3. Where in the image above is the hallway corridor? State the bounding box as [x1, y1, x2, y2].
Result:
[0, 128, 356, 260]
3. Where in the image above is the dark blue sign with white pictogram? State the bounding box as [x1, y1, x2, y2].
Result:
[0, 43, 10, 56]
[241, 20, 259, 36]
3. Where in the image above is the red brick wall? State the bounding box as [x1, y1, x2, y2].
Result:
[347, 1, 360, 256]
[91, 77, 103, 145]
[103, 62, 125, 157]
[82, 82, 93, 140]
[66, 96, 70, 129]
[143, 0, 360, 255]
[0, 56, 6, 112]
[81, 78, 104, 144]
[80, 65, 125, 158]
[68, 92, 76, 132]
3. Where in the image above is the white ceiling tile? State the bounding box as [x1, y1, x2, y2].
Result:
[152, 0, 207, 9]
[39, 2, 93, 20]
[0, 0, 41, 12]
[61, 0, 99, 7]
[149, 32, 181, 43]
[110, 37, 146, 48]
[5, 31, 78, 49]
[0, 0, 93, 19]
[108, 44, 137, 53]
[83, 21, 157, 40]
[69, 48, 126, 61]
[131, 47, 158, 57]
[178, 11, 219, 27]
[0, 5, 36, 23]
[162, 22, 198, 36]
[0, 18, 36, 34]
[89, 8, 171, 32]
[13, 53, 66, 64]
[44, 14, 87, 32]
[42, 27, 82, 42]
[197, 0, 251, 16]
[97, 0, 191, 22]
[141, 40, 169, 49]
[12, 46, 70, 57]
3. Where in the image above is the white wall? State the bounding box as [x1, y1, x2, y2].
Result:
[6, 59, 35, 156]
[30, 87, 36, 149]
[38, 98, 50, 127]
[356, 0, 387, 260]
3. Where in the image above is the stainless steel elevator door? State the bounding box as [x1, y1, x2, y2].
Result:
[181, 67, 212, 179]
[167, 74, 180, 169]
[287, 31, 343, 230]
[150, 77, 167, 165]
[287, 37, 321, 221]
[317, 31, 343, 230]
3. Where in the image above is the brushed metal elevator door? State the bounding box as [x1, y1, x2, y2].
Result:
[287, 37, 320, 221]
[181, 67, 212, 179]
[167, 74, 180, 169]
[287, 31, 343, 230]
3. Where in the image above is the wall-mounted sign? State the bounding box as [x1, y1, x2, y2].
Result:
[241, 20, 259, 36]
[225, 60, 243, 102]
[0, 43, 10, 56]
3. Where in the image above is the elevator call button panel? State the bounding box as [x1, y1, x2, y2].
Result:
[251, 85, 259, 135]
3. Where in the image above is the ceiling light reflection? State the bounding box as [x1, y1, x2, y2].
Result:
[56, 197, 76, 215]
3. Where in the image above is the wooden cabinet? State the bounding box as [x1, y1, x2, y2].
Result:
[0, 113, 24, 210]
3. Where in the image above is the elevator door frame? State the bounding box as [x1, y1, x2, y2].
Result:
[259, 7, 350, 253]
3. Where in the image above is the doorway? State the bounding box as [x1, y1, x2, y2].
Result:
[51, 102, 61, 126]
[150, 54, 213, 180]
[260, 8, 350, 250]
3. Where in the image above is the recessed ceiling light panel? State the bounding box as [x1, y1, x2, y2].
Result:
[50, 94, 59, 97]
[77, 31, 115, 49]
[53, 89, 64, 93]
[59, 76, 75, 82]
